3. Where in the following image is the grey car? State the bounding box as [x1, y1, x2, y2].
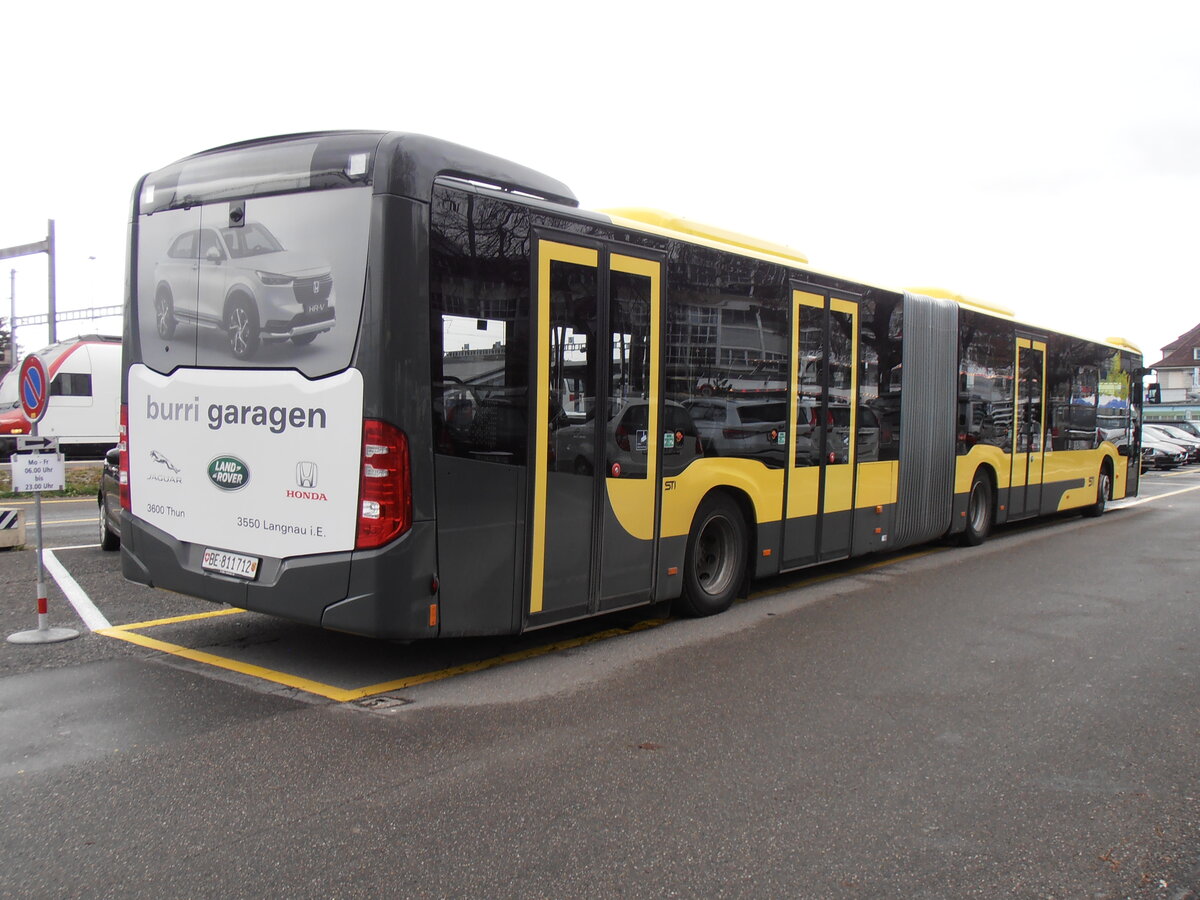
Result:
[153, 222, 336, 359]
[98, 446, 120, 551]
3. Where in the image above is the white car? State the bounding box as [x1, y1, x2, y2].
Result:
[153, 222, 335, 359]
[685, 398, 787, 466]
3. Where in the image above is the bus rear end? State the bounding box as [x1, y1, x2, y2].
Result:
[121, 132, 431, 638]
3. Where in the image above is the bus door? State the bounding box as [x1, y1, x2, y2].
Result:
[529, 238, 662, 625]
[1009, 338, 1046, 518]
[783, 288, 858, 567]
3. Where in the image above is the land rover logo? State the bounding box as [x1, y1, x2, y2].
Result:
[207, 456, 250, 491]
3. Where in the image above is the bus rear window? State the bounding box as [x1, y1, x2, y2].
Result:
[135, 173, 371, 378]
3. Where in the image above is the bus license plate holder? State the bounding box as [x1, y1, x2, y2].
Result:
[202, 548, 261, 580]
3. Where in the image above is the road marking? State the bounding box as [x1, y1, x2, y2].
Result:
[1114, 482, 1200, 508]
[41, 549, 111, 631]
[113, 608, 245, 630]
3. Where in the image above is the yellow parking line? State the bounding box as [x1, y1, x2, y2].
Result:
[99, 625, 360, 702]
[95, 548, 946, 703]
[105, 607, 246, 631]
[339, 618, 667, 700]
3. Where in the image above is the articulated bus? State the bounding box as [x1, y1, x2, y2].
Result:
[118, 132, 1143, 639]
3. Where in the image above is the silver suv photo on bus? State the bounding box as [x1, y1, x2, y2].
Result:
[153, 221, 336, 359]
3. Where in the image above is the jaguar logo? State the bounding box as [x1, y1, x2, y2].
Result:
[150, 449, 180, 474]
[207, 455, 250, 491]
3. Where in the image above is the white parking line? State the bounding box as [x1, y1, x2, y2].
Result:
[1114, 482, 1200, 509]
[41, 549, 111, 631]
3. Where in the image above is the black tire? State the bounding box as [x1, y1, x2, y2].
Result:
[959, 470, 994, 546]
[155, 286, 176, 339]
[226, 296, 261, 360]
[676, 493, 747, 617]
[98, 494, 119, 551]
[291, 332, 318, 346]
[1082, 465, 1112, 518]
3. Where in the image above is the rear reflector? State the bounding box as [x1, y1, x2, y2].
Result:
[356, 419, 412, 550]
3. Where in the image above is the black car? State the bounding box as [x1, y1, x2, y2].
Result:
[98, 446, 120, 551]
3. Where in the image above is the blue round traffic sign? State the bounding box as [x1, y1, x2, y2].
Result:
[18, 354, 50, 423]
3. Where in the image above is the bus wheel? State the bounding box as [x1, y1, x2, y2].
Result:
[677, 493, 747, 617]
[1082, 465, 1111, 518]
[226, 297, 261, 360]
[155, 287, 176, 339]
[960, 470, 994, 546]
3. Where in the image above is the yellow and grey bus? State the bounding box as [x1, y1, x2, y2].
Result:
[118, 131, 1143, 638]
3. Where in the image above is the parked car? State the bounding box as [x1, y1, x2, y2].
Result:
[98, 446, 120, 550]
[553, 399, 702, 478]
[1147, 423, 1200, 461]
[1143, 424, 1200, 463]
[153, 222, 336, 359]
[1153, 419, 1200, 439]
[1141, 437, 1186, 471]
[685, 398, 787, 466]
[795, 400, 852, 465]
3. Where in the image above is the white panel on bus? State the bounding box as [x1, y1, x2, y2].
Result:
[127, 364, 364, 558]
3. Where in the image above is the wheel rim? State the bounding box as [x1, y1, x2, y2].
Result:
[156, 297, 171, 336]
[98, 499, 106, 543]
[229, 307, 249, 355]
[1099, 472, 1111, 505]
[968, 482, 989, 534]
[694, 515, 737, 597]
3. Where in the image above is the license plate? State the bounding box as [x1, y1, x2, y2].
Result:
[202, 548, 260, 580]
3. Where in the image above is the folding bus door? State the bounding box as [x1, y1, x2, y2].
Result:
[529, 238, 662, 626]
[783, 288, 859, 567]
[1009, 337, 1047, 518]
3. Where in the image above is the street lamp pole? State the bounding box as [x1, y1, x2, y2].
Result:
[8, 268, 15, 372]
[46, 219, 56, 344]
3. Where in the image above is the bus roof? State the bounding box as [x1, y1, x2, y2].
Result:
[601, 208, 809, 266]
[140, 131, 578, 215]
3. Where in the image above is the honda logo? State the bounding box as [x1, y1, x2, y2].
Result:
[296, 461, 318, 488]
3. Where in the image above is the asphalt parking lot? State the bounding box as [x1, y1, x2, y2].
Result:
[1, 467, 1198, 705]
[1, 467, 1199, 898]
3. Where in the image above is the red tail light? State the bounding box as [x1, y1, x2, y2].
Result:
[615, 424, 631, 451]
[356, 419, 411, 549]
[118, 404, 130, 511]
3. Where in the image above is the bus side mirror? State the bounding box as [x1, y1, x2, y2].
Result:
[1117, 444, 1131, 457]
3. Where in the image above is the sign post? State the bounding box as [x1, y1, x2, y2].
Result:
[7, 353, 77, 645]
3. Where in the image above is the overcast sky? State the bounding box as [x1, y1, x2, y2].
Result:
[1, 1, 1196, 367]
